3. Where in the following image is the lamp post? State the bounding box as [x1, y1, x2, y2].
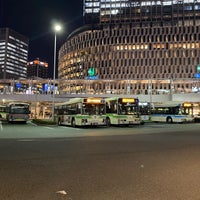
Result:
[52, 23, 62, 121]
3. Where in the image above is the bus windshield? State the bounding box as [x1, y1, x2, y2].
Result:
[106, 98, 139, 115]
[10, 104, 30, 114]
[82, 104, 105, 115]
[118, 104, 138, 115]
[180, 107, 192, 115]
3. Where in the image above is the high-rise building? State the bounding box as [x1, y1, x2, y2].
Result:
[0, 28, 29, 79]
[27, 58, 48, 79]
[58, 0, 200, 95]
[84, 0, 200, 26]
[84, 0, 100, 24]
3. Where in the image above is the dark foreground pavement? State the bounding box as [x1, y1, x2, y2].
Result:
[0, 123, 200, 200]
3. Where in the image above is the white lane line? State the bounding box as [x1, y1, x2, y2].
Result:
[43, 127, 54, 130]
[60, 126, 81, 131]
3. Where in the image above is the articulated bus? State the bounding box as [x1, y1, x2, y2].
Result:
[105, 97, 141, 126]
[151, 101, 194, 123]
[6, 102, 31, 123]
[55, 97, 107, 127]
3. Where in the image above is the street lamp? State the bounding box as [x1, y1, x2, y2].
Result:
[52, 23, 62, 121]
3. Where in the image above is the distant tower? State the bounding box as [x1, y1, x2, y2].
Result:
[83, 0, 100, 24]
[0, 28, 29, 79]
[27, 58, 48, 79]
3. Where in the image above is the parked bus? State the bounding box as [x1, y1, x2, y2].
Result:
[6, 102, 31, 123]
[151, 101, 194, 123]
[55, 97, 107, 127]
[105, 97, 141, 126]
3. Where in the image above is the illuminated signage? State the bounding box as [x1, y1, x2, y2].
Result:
[122, 98, 135, 103]
[197, 65, 200, 72]
[194, 73, 200, 78]
[183, 103, 192, 107]
[86, 75, 98, 80]
[86, 68, 98, 80]
[88, 68, 95, 76]
[34, 60, 40, 65]
[27, 60, 48, 67]
[15, 82, 22, 89]
[85, 98, 104, 104]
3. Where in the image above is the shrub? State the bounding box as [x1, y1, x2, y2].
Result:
[31, 118, 57, 125]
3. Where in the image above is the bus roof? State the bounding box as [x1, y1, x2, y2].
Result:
[55, 98, 81, 106]
[55, 97, 105, 107]
[105, 97, 138, 101]
[7, 102, 30, 106]
[152, 101, 183, 108]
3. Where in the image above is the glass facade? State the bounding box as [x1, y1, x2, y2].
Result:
[0, 28, 29, 79]
[84, 0, 200, 25]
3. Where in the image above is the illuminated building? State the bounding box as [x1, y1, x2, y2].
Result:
[27, 58, 48, 79]
[0, 28, 29, 79]
[58, 0, 200, 94]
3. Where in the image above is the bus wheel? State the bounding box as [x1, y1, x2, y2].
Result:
[71, 118, 76, 127]
[106, 117, 111, 127]
[166, 117, 173, 123]
[140, 121, 145, 125]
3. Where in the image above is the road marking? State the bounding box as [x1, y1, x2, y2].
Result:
[60, 126, 81, 130]
[17, 139, 35, 142]
[43, 127, 54, 130]
[28, 121, 38, 126]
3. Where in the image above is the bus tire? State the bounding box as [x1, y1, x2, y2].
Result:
[71, 118, 76, 127]
[140, 121, 145, 125]
[106, 117, 111, 127]
[166, 117, 173, 123]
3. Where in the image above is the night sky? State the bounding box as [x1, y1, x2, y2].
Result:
[0, 0, 83, 78]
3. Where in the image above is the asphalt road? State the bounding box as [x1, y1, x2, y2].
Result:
[0, 122, 200, 200]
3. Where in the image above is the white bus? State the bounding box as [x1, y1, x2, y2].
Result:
[151, 101, 194, 123]
[105, 97, 141, 126]
[55, 97, 107, 127]
[6, 102, 30, 123]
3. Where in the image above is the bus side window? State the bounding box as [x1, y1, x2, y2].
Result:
[106, 103, 111, 113]
[174, 107, 179, 115]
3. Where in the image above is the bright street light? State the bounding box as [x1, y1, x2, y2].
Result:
[52, 23, 62, 121]
[55, 24, 62, 32]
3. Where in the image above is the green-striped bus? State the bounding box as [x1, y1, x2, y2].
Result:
[105, 97, 141, 126]
[55, 97, 107, 127]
